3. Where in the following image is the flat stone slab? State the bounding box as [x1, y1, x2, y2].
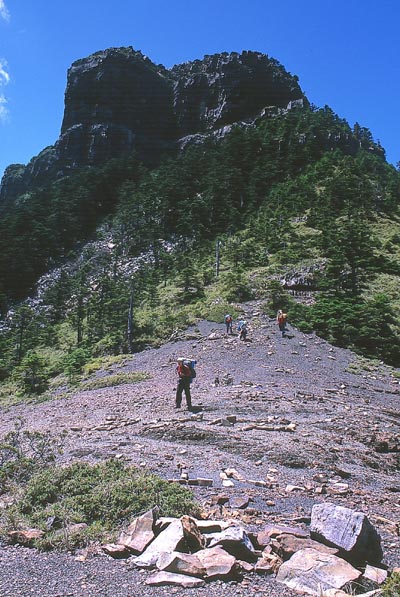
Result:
[118, 507, 157, 554]
[156, 551, 206, 578]
[145, 571, 206, 587]
[274, 533, 339, 560]
[195, 546, 238, 580]
[277, 547, 362, 595]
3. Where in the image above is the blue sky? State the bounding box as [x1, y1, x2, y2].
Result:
[0, 0, 399, 181]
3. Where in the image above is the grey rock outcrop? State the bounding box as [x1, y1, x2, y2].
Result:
[0, 47, 305, 204]
[310, 503, 383, 566]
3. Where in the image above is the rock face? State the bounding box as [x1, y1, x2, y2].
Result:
[170, 50, 303, 136]
[59, 48, 177, 168]
[0, 47, 305, 204]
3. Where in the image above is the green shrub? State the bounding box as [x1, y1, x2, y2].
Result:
[263, 279, 293, 315]
[220, 271, 254, 302]
[12, 351, 49, 395]
[81, 371, 149, 390]
[63, 347, 91, 382]
[0, 421, 59, 493]
[382, 572, 400, 596]
[82, 354, 130, 376]
[91, 333, 125, 357]
[6, 459, 199, 549]
[303, 294, 400, 365]
[196, 297, 239, 324]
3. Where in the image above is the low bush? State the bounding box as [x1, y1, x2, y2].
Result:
[4, 459, 199, 550]
[80, 371, 149, 390]
[82, 354, 130, 376]
[382, 572, 400, 596]
[0, 420, 60, 493]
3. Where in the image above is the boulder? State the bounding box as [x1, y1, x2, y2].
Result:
[322, 591, 352, 597]
[257, 524, 308, 548]
[7, 529, 44, 546]
[133, 519, 186, 568]
[230, 496, 250, 509]
[237, 560, 254, 573]
[195, 546, 238, 580]
[363, 564, 388, 585]
[195, 520, 232, 533]
[255, 552, 283, 575]
[273, 533, 339, 560]
[181, 515, 206, 551]
[207, 525, 258, 562]
[310, 503, 383, 565]
[157, 518, 230, 534]
[118, 507, 157, 554]
[156, 551, 206, 577]
[101, 543, 131, 559]
[276, 548, 362, 595]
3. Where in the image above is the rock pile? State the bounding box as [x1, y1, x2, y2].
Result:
[101, 502, 392, 595]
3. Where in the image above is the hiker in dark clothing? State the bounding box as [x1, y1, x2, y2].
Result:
[239, 321, 248, 341]
[237, 319, 248, 341]
[175, 357, 192, 410]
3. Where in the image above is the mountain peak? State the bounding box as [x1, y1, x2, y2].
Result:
[1, 47, 306, 204]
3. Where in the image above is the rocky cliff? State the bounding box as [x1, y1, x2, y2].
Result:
[0, 47, 305, 204]
[171, 50, 304, 135]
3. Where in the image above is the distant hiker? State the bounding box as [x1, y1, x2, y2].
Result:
[175, 357, 193, 410]
[224, 313, 233, 334]
[277, 310, 288, 337]
[240, 322, 248, 341]
[237, 319, 248, 341]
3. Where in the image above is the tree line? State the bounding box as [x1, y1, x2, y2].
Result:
[0, 103, 399, 391]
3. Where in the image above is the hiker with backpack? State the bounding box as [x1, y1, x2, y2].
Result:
[224, 314, 233, 334]
[237, 319, 248, 341]
[277, 309, 288, 337]
[175, 357, 195, 411]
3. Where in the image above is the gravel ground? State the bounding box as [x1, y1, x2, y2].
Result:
[0, 545, 300, 597]
[0, 301, 399, 596]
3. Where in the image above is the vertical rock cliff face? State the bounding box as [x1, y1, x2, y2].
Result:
[171, 51, 303, 135]
[59, 47, 177, 168]
[0, 47, 306, 203]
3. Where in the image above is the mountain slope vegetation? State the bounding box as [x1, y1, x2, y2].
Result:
[0, 103, 400, 397]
